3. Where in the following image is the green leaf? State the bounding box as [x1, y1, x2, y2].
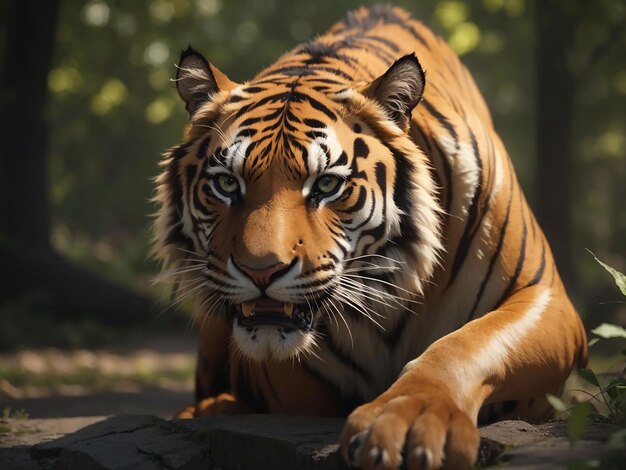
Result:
[568, 401, 591, 447]
[546, 393, 567, 413]
[591, 323, 626, 339]
[578, 368, 600, 387]
[587, 250, 626, 296]
[607, 386, 617, 399]
[588, 338, 599, 347]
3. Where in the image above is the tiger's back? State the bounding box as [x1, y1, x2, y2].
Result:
[156, 5, 587, 468]
[217, 5, 583, 407]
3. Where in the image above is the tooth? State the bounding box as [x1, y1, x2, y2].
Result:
[242, 302, 255, 317]
[283, 303, 294, 317]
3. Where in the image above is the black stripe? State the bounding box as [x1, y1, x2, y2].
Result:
[351, 189, 376, 230]
[235, 362, 268, 413]
[466, 169, 515, 321]
[304, 118, 326, 128]
[227, 95, 245, 104]
[262, 365, 286, 412]
[525, 242, 546, 288]
[197, 136, 212, 159]
[420, 101, 457, 214]
[353, 137, 369, 159]
[308, 95, 337, 121]
[494, 189, 527, 309]
[286, 276, 335, 290]
[317, 322, 374, 383]
[382, 311, 410, 348]
[237, 128, 257, 138]
[446, 127, 483, 288]
[335, 151, 348, 166]
[363, 34, 400, 52]
[300, 360, 362, 414]
[240, 117, 261, 126]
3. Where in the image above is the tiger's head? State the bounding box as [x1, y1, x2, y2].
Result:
[153, 47, 442, 361]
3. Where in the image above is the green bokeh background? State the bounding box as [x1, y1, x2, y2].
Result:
[3, 0, 626, 324]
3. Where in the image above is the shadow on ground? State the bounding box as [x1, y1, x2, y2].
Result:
[0, 414, 618, 469]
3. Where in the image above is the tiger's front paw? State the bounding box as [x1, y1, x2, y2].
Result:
[175, 392, 254, 418]
[340, 392, 479, 470]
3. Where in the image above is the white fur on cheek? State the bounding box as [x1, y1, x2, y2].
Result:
[232, 320, 317, 361]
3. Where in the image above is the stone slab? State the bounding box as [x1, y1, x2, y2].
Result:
[0, 415, 618, 469]
[166, 415, 345, 470]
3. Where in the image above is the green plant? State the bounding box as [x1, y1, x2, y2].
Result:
[2, 407, 29, 420]
[0, 407, 30, 433]
[547, 253, 626, 468]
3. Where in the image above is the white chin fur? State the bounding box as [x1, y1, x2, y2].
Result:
[232, 320, 316, 361]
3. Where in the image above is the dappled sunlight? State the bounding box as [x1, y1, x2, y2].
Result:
[0, 336, 196, 418]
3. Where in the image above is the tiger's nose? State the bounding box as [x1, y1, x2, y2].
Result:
[234, 260, 293, 287]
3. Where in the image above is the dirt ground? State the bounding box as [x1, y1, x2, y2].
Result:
[0, 333, 198, 419]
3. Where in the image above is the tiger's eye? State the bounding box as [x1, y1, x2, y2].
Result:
[217, 174, 239, 194]
[316, 175, 341, 194]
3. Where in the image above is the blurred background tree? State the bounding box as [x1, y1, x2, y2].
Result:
[0, 0, 624, 347]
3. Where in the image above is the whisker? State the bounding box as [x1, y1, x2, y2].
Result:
[339, 276, 418, 307]
[161, 280, 210, 315]
[153, 265, 207, 283]
[341, 273, 417, 296]
[328, 297, 354, 348]
[343, 253, 405, 264]
[334, 289, 385, 330]
[339, 281, 398, 309]
[335, 285, 389, 318]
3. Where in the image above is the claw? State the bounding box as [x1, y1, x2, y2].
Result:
[413, 446, 433, 469]
[347, 432, 366, 468]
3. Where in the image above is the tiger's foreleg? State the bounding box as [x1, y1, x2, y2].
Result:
[340, 284, 587, 469]
[176, 314, 254, 418]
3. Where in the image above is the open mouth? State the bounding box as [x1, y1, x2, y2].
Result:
[235, 296, 313, 331]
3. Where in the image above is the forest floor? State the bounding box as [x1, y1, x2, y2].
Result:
[0, 333, 620, 468]
[0, 333, 197, 419]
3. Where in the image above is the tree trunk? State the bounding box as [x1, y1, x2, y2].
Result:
[0, 0, 162, 326]
[534, 0, 576, 291]
[0, 0, 59, 246]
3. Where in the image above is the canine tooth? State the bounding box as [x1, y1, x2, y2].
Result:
[242, 302, 255, 317]
[283, 303, 294, 317]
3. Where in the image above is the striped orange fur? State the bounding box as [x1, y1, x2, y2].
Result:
[153, 5, 587, 469]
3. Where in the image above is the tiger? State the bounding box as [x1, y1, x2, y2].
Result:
[152, 5, 588, 469]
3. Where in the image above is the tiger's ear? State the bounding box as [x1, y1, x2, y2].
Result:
[175, 46, 238, 118]
[361, 53, 425, 130]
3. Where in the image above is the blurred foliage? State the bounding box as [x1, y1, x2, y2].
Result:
[0, 289, 185, 351]
[0, 291, 121, 350]
[0, 0, 624, 314]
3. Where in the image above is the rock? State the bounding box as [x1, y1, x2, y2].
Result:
[477, 420, 550, 466]
[0, 416, 107, 470]
[497, 437, 605, 469]
[480, 420, 549, 447]
[166, 415, 345, 469]
[31, 414, 162, 459]
[55, 424, 207, 470]
[0, 415, 618, 469]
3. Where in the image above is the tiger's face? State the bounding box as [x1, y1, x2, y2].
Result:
[154, 48, 442, 361]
